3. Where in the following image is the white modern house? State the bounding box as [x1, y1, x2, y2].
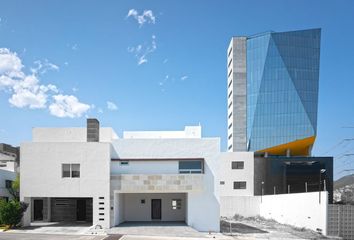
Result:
[20, 119, 239, 232]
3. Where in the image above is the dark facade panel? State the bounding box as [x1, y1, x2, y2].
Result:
[87, 118, 100, 142]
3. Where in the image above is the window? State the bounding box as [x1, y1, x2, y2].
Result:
[71, 164, 80, 178]
[231, 161, 244, 169]
[179, 160, 202, 174]
[228, 90, 233, 99]
[228, 133, 232, 140]
[228, 101, 233, 109]
[228, 79, 233, 89]
[220, 181, 225, 185]
[172, 199, 181, 210]
[141, 199, 145, 204]
[228, 122, 233, 129]
[62, 164, 80, 178]
[233, 181, 246, 189]
[228, 145, 233, 150]
[5, 180, 13, 189]
[120, 161, 129, 166]
[62, 164, 71, 178]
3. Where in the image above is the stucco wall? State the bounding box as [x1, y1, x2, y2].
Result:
[260, 192, 328, 234]
[32, 128, 117, 142]
[220, 192, 328, 234]
[110, 138, 220, 232]
[219, 152, 254, 196]
[20, 142, 111, 228]
[122, 193, 186, 222]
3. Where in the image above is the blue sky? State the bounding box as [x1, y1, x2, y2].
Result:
[0, 0, 354, 179]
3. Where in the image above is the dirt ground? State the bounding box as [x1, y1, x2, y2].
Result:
[221, 216, 333, 240]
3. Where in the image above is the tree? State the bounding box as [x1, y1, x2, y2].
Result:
[0, 200, 28, 228]
[7, 174, 19, 200]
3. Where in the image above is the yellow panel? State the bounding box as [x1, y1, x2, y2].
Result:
[256, 136, 316, 156]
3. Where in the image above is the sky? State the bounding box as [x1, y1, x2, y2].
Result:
[0, 0, 354, 179]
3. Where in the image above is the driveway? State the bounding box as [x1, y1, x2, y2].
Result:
[7, 222, 97, 235]
[0, 232, 107, 240]
[107, 222, 220, 238]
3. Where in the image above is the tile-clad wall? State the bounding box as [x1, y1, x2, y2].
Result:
[110, 174, 203, 193]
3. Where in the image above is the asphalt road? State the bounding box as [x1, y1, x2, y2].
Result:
[0, 232, 108, 240]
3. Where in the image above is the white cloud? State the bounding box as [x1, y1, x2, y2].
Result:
[49, 95, 90, 118]
[0, 48, 24, 78]
[181, 75, 188, 81]
[30, 59, 59, 75]
[127, 9, 156, 27]
[71, 44, 78, 51]
[107, 101, 118, 111]
[0, 48, 90, 117]
[128, 35, 157, 65]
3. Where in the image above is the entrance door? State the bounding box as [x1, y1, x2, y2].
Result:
[76, 199, 86, 221]
[33, 199, 43, 221]
[151, 199, 161, 220]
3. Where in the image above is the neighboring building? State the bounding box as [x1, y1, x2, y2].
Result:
[0, 143, 18, 201]
[227, 28, 321, 156]
[254, 156, 333, 202]
[21, 119, 220, 231]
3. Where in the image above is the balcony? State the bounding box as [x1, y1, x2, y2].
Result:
[110, 174, 204, 193]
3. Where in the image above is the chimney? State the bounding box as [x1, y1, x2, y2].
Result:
[87, 118, 99, 142]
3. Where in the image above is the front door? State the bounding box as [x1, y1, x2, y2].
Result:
[33, 199, 43, 221]
[151, 199, 161, 220]
[76, 199, 86, 221]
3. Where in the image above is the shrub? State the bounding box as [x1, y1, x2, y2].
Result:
[0, 200, 28, 228]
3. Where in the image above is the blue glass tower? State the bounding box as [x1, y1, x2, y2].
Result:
[227, 29, 321, 156]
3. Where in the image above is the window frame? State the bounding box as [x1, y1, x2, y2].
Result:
[171, 199, 182, 210]
[178, 160, 203, 174]
[233, 181, 247, 190]
[231, 161, 244, 169]
[62, 163, 80, 178]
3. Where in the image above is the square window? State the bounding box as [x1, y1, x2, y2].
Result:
[233, 181, 246, 189]
[172, 199, 181, 210]
[141, 199, 145, 204]
[62, 164, 71, 178]
[231, 161, 244, 169]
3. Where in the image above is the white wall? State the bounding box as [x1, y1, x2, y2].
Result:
[260, 192, 328, 235]
[110, 138, 220, 232]
[218, 152, 254, 197]
[0, 169, 16, 199]
[20, 142, 111, 228]
[123, 126, 201, 139]
[121, 193, 186, 222]
[111, 161, 178, 175]
[220, 196, 260, 218]
[32, 127, 117, 142]
[220, 192, 328, 234]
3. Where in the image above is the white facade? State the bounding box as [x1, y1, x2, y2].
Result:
[123, 126, 201, 139]
[0, 152, 16, 200]
[21, 124, 220, 232]
[218, 152, 254, 197]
